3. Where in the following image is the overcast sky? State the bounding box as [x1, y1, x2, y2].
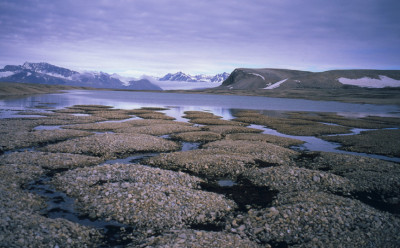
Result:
[1, 0, 399, 77]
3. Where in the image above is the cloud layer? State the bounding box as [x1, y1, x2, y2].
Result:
[1, 0, 399, 76]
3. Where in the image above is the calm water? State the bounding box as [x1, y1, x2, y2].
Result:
[1, 90, 400, 120]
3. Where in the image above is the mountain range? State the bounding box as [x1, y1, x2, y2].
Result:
[0, 62, 229, 90]
[219, 68, 400, 90]
[2, 62, 399, 91]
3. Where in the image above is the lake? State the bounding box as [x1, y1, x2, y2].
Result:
[1, 90, 400, 120]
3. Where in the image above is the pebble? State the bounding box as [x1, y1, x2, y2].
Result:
[225, 132, 304, 147]
[296, 151, 400, 204]
[136, 229, 261, 248]
[225, 191, 400, 247]
[0, 151, 102, 170]
[145, 149, 258, 179]
[39, 133, 180, 159]
[242, 165, 355, 194]
[203, 139, 299, 166]
[51, 163, 237, 233]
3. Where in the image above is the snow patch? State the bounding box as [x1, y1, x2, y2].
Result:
[338, 75, 400, 88]
[248, 73, 265, 80]
[0, 71, 16, 78]
[264, 78, 288, 89]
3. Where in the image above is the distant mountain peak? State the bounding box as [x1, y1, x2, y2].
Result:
[22, 61, 49, 69]
[159, 72, 194, 82]
[159, 71, 229, 83]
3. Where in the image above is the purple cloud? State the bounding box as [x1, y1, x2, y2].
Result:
[0, 0, 399, 76]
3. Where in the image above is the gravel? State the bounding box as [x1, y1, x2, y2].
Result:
[242, 165, 355, 195]
[145, 149, 258, 179]
[225, 133, 304, 147]
[138, 229, 262, 248]
[170, 131, 223, 143]
[0, 151, 102, 170]
[295, 151, 400, 205]
[39, 133, 179, 159]
[202, 125, 263, 135]
[226, 191, 400, 247]
[203, 140, 299, 166]
[115, 123, 201, 136]
[52, 163, 237, 234]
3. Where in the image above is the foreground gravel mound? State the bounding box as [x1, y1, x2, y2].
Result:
[0, 162, 103, 247]
[242, 166, 355, 195]
[0, 209, 103, 247]
[138, 229, 261, 248]
[40, 133, 179, 159]
[203, 140, 299, 166]
[225, 133, 304, 148]
[0, 151, 102, 170]
[52, 163, 237, 234]
[145, 149, 258, 179]
[226, 191, 400, 247]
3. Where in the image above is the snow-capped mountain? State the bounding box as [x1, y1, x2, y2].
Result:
[0, 62, 162, 90]
[159, 72, 229, 83]
[159, 72, 195, 82]
[0, 62, 229, 90]
[209, 72, 230, 83]
[20, 62, 78, 79]
[1, 62, 80, 85]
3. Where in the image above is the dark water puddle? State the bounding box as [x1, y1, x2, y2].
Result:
[160, 134, 201, 152]
[254, 159, 282, 168]
[25, 174, 138, 246]
[190, 220, 226, 232]
[217, 179, 237, 187]
[268, 241, 290, 248]
[352, 191, 400, 216]
[200, 179, 278, 211]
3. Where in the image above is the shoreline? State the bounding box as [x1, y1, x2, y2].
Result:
[0, 82, 94, 98]
[1, 81, 400, 106]
[166, 87, 400, 106]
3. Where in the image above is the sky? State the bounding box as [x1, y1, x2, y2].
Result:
[0, 0, 399, 77]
